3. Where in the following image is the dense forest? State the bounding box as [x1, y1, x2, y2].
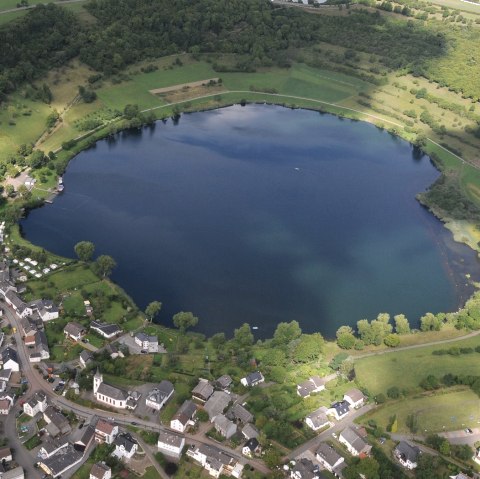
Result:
[0, 0, 448, 97]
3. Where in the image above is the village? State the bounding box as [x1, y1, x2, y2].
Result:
[0, 244, 477, 479]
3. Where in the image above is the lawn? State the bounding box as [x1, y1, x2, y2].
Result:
[361, 387, 480, 433]
[0, 9, 27, 24]
[355, 335, 480, 395]
[23, 434, 42, 450]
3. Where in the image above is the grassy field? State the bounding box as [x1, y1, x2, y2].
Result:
[355, 335, 480, 395]
[361, 387, 480, 433]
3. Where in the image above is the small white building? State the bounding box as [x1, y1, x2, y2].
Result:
[170, 400, 197, 433]
[23, 391, 48, 417]
[315, 442, 345, 474]
[305, 406, 331, 431]
[240, 371, 264, 387]
[339, 427, 371, 457]
[95, 419, 118, 444]
[394, 441, 420, 470]
[327, 401, 350, 421]
[112, 433, 138, 461]
[297, 376, 327, 398]
[157, 430, 185, 458]
[186, 444, 244, 478]
[134, 332, 159, 353]
[1, 347, 20, 372]
[0, 397, 13, 415]
[145, 381, 174, 411]
[64, 322, 87, 342]
[343, 388, 365, 409]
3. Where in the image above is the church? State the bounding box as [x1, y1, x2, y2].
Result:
[93, 370, 128, 409]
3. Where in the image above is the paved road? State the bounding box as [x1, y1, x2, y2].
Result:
[4, 305, 270, 476]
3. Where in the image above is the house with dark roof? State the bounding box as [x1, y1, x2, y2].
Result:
[32, 330, 50, 361]
[0, 466, 24, 479]
[80, 350, 94, 368]
[327, 401, 350, 421]
[5, 291, 32, 318]
[75, 425, 95, 452]
[449, 473, 473, 479]
[29, 299, 59, 321]
[38, 438, 69, 459]
[105, 343, 124, 359]
[204, 391, 231, 420]
[242, 438, 260, 458]
[394, 441, 421, 469]
[90, 463, 111, 479]
[91, 321, 122, 339]
[315, 443, 345, 475]
[44, 406, 71, 437]
[1, 348, 19, 372]
[228, 403, 253, 424]
[0, 447, 12, 464]
[339, 427, 371, 456]
[186, 443, 244, 478]
[305, 406, 331, 431]
[290, 457, 325, 479]
[192, 379, 214, 403]
[113, 433, 138, 461]
[297, 376, 327, 398]
[241, 371, 264, 387]
[343, 388, 365, 409]
[213, 414, 237, 439]
[23, 391, 47, 417]
[0, 397, 12, 415]
[64, 322, 87, 342]
[20, 317, 37, 337]
[157, 430, 185, 458]
[170, 400, 197, 433]
[38, 445, 82, 478]
[145, 381, 174, 411]
[215, 374, 233, 391]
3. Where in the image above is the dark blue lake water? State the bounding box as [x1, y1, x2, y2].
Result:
[21, 105, 480, 338]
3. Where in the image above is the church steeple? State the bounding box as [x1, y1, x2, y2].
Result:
[93, 368, 103, 394]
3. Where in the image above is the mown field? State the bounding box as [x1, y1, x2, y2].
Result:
[355, 334, 480, 395]
[362, 387, 480, 433]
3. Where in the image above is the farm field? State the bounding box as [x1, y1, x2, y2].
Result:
[362, 387, 480, 433]
[355, 335, 480, 395]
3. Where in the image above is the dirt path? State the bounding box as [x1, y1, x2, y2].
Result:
[0, 0, 87, 16]
[149, 78, 220, 95]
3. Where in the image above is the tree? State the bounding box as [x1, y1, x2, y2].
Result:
[196, 409, 209, 422]
[290, 333, 324, 363]
[211, 332, 226, 349]
[387, 386, 400, 399]
[172, 311, 198, 332]
[233, 323, 254, 348]
[94, 255, 117, 278]
[74, 241, 95, 262]
[272, 320, 301, 346]
[145, 301, 162, 322]
[336, 326, 356, 349]
[384, 333, 400, 347]
[394, 314, 410, 334]
[344, 457, 380, 479]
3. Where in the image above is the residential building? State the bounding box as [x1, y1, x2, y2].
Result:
[134, 332, 158, 352]
[23, 391, 47, 417]
[0, 397, 12, 415]
[75, 425, 95, 452]
[0, 447, 13, 464]
[95, 419, 118, 444]
[290, 458, 324, 479]
[93, 370, 128, 409]
[192, 379, 214, 403]
[240, 371, 264, 387]
[170, 400, 197, 432]
[84, 300, 93, 316]
[33, 330, 50, 360]
[38, 438, 69, 459]
[327, 401, 350, 421]
[343, 388, 365, 409]
[204, 391, 231, 420]
[215, 375, 232, 391]
[449, 474, 473, 479]
[186, 444, 244, 478]
[157, 430, 185, 458]
[80, 350, 94, 368]
[25, 335, 36, 348]
[0, 467, 24, 479]
[305, 406, 331, 431]
[91, 321, 122, 339]
[29, 299, 59, 321]
[297, 376, 327, 398]
[90, 463, 111, 479]
[229, 403, 253, 424]
[145, 380, 174, 411]
[213, 414, 237, 439]
[113, 433, 138, 461]
[241, 423, 259, 440]
[242, 438, 260, 458]
[38, 445, 82, 478]
[105, 343, 123, 359]
[1, 348, 19, 372]
[5, 291, 32, 318]
[44, 406, 72, 437]
[394, 441, 420, 469]
[64, 322, 87, 342]
[339, 427, 371, 457]
[315, 443, 345, 475]
[20, 317, 37, 337]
